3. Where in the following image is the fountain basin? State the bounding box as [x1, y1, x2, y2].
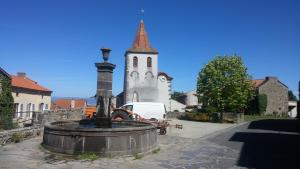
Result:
[42, 120, 157, 156]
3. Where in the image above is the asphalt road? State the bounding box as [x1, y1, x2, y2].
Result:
[208, 119, 300, 169]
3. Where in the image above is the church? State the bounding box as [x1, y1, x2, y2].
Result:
[116, 20, 174, 111]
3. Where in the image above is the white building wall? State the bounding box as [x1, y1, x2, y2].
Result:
[124, 53, 159, 103]
[170, 99, 186, 112]
[288, 101, 297, 118]
[185, 90, 198, 106]
[12, 91, 51, 119]
[157, 75, 171, 111]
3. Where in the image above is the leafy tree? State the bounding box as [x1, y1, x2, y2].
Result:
[246, 93, 268, 115]
[257, 94, 267, 114]
[171, 91, 185, 101]
[197, 55, 255, 120]
[0, 75, 14, 130]
[288, 90, 298, 101]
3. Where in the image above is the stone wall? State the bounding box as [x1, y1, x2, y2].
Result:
[258, 77, 288, 114]
[35, 108, 85, 126]
[0, 126, 41, 145]
[223, 113, 244, 123]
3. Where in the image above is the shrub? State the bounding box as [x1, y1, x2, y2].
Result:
[186, 112, 210, 122]
[11, 133, 22, 143]
[258, 94, 267, 114]
[79, 153, 99, 161]
[152, 148, 160, 154]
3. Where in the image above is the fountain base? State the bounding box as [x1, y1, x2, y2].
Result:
[42, 120, 158, 156]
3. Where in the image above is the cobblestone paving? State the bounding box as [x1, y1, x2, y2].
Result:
[0, 122, 246, 169]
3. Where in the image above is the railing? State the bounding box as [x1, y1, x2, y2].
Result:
[13, 111, 42, 127]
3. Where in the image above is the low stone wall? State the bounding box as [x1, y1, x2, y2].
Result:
[166, 111, 186, 119]
[35, 109, 85, 126]
[223, 113, 244, 123]
[0, 126, 42, 145]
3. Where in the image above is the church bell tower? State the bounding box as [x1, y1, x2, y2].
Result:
[123, 20, 159, 104]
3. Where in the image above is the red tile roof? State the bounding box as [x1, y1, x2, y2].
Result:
[11, 75, 52, 92]
[252, 79, 265, 88]
[127, 20, 158, 53]
[53, 99, 86, 109]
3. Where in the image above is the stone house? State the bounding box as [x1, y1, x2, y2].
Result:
[11, 72, 52, 121]
[252, 76, 288, 114]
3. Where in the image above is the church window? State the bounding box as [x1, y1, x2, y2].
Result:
[145, 71, 154, 79]
[133, 56, 138, 67]
[147, 57, 152, 67]
[130, 71, 139, 79]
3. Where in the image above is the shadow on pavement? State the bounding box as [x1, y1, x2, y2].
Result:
[248, 119, 300, 133]
[230, 119, 300, 169]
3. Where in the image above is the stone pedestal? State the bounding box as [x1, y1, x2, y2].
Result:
[94, 59, 116, 128]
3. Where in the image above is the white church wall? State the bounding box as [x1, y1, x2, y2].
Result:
[125, 53, 159, 103]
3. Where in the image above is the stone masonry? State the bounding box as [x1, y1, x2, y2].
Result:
[258, 77, 288, 114]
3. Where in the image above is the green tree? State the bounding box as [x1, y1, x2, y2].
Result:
[197, 55, 255, 120]
[288, 90, 298, 101]
[257, 94, 267, 114]
[0, 75, 14, 130]
[171, 91, 184, 101]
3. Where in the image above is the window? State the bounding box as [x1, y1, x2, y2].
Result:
[133, 56, 138, 67]
[147, 57, 152, 67]
[32, 104, 35, 112]
[20, 104, 23, 112]
[14, 103, 19, 112]
[45, 104, 48, 110]
[16, 92, 19, 97]
[27, 103, 31, 111]
[125, 105, 133, 111]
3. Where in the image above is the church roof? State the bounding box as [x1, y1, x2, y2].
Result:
[158, 72, 173, 81]
[127, 20, 158, 54]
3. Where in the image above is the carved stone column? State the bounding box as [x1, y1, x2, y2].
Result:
[94, 48, 116, 128]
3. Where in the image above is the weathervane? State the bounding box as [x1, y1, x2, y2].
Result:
[139, 9, 144, 21]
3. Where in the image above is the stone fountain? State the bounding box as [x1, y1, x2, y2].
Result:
[42, 48, 157, 156]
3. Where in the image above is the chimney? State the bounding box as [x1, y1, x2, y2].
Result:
[17, 72, 26, 77]
[71, 99, 75, 109]
[266, 76, 277, 81]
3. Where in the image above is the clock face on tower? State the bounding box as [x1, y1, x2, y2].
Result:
[159, 76, 166, 82]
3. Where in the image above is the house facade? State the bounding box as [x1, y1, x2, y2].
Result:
[11, 72, 52, 120]
[253, 76, 288, 114]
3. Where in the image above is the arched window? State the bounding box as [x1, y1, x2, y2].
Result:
[133, 91, 139, 102]
[147, 57, 152, 67]
[133, 56, 138, 67]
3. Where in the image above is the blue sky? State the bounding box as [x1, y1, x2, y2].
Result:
[1, 0, 299, 98]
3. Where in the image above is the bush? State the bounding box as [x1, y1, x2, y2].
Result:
[0, 75, 14, 130]
[258, 94, 267, 114]
[11, 133, 22, 143]
[186, 112, 210, 122]
[79, 153, 99, 161]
